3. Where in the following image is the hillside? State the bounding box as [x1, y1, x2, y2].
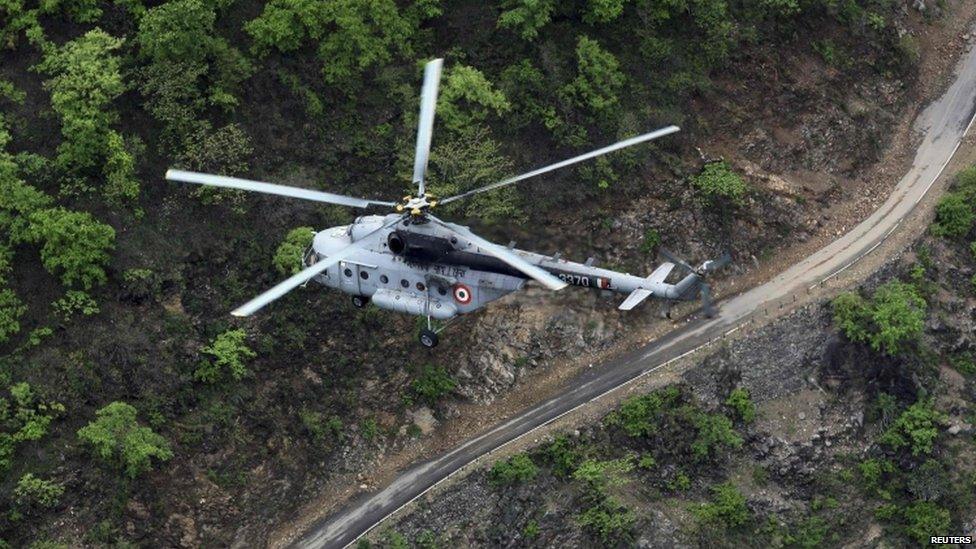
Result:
[0, 0, 970, 546]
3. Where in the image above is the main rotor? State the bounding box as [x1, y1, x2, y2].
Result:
[164, 58, 681, 316]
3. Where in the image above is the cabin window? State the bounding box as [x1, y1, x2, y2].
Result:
[416, 282, 426, 291]
[437, 286, 447, 296]
[344, 268, 353, 277]
[360, 271, 369, 280]
[380, 274, 389, 284]
[400, 279, 409, 288]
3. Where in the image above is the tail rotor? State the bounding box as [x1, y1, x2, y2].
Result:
[659, 249, 731, 318]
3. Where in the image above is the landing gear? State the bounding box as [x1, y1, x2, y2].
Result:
[419, 328, 439, 348]
[352, 295, 369, 308]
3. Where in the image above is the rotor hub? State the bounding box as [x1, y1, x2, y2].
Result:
[395, 193, 438, 217]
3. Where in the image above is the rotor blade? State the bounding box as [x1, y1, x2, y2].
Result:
[701, 283, 717, 318]
[412, 58, 444, 197]
[427, 216, 567, 291]
[439, 125, 680, 206]
[231, 216, 404, 316]
[659, 248, 695, 273]
[166, 169, 395, 209]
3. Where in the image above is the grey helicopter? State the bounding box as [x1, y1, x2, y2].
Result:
[166, 59, 730, 348]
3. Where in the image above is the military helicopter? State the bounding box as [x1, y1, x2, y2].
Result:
[166, 59, 730, 348]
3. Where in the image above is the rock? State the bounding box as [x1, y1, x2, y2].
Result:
[798, 412, 806, 420]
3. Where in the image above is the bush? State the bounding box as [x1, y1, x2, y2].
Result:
[573, 458, 633, 492]
[195, 329, 256, 383]
[27, 208, 115, 290]
[273, 227, 315, 275]
[0, 383, 65, 471]
[725, 388, 755, 423]
[408, 365, 456, 406]
[498, 0, 555, 40]
[606, 385, 681, 437]
[14, 473, 64, 508]
[931, 193, 973, 239]
[0, 288, 26, 343]
[879, 401, 944, 456]
[696, 482, 750, 529]
[77, 401, 173, 478]
[832, 281, 925, 356]
[52, 290, 99, 321]
[562, 36, 625, 116]
[693, 162, 747, 205]
[299, 408, 343, 443]
[489, 453, 538, 485]
[437, 66, 511, 135]
[689, 411, 742, 460]
[639, 228, 661, 255]
[858, 457, 895, 498]
[578, 497, 635, 544]
[903, 501, 951, 544]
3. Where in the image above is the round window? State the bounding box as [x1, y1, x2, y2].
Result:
[360, 271, 369, 280]
[344, 268, 353, 277]
[416, 282, 426, 291]
[437, 286, 447, 296]
[380, 274, 389, 284]
[400, 279, 409, 288]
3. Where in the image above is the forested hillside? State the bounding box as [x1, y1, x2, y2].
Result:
[0, 0, 961, 545]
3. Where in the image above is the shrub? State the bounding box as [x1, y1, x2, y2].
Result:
[273, 227, 315, 275]
[879, 401, 945, 456]
[437, 66, 511, 135]
[52, 290, 99, 320]
[408, 365, 456, 406]
[497, 0, 555, 40]
[578, 497, 635, 544]
[931, 193, 974, 239]
[689, 411, 742, 460]
[0, 383, 65, 471]
[725, 388, 755, 423]
[489, 453, 538, 485]
[299, 408, 343, 443]
[562, 36, 625, 116]
[832, 281, 926, 356]
[639, 228, 661, 255]
[195, 329, 256, 383]
[27, 208, 115, 290]
[903, 501, 951, 544]
[693, 162, 747, 205]
[77, 401, 173, 478]
[606, 385, 681, 437]
[858, 457, 895, 498]
[541, 435, 580, 478]
[696, 482, 750, 529]
[0, 288, 26, 343]
[573, 458, 633, 492]
[14, 473, 64, 508]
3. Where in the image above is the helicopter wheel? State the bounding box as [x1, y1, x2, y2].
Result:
[419, 329, 439, 348]
[352, 295, 369, 309]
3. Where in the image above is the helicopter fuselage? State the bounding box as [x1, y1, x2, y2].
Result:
[305, 215, 702, 320]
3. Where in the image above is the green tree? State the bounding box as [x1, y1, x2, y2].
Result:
[562, 36, 625, 116]
[437, 65, 511, 135]
[903, 501, 951, 544]
[497, 0, 555, 40]
[879, 401, 944, 456]
[725, 388, 755, 423]
[408, 365, 456, 406]
[274, 226, 316, 275]
[0, 383, 65, 471]
[693, 162, 747, 205]
[0, 288, 26, 343]
[77, 401, 173, 478]
[696, 482, 750, 529]
[573, 458, 633, 492]
[246, 0, 415, 84]
[36, 29, 138, 203]
[14, 473, 64, 508]
[0, 159, 53, 243]
[832, 281, 926, 356]
[195, 329, 256, 383]
[584, 0, 627, 23]
[931, 192, 973, 239]
[489, 453, 538, 485]
[26, 208, 115, 290]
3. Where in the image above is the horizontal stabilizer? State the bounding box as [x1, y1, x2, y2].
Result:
[647, 262, 675, 284]
[619, 288, 653, 311]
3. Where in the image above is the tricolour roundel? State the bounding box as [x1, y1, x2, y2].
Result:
[453, 284, 472, 305]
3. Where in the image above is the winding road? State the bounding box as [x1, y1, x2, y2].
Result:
[293, 34, 976, 549]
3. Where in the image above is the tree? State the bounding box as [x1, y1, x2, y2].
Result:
[0, 288, 26, 343]
[246, 0, 414, 84]
[408, 365, 456, 406]
[274, 226, 316, 275]
[725, 388, 755, 423]
[195, 329, 256, 383]
[584, 0, 627, 23]
[693, 162, 748, 205]
[489, 453, 538, 485]
[77, 401, 173, 478]
[931, 192, 973, 239]
[26, 208, 116, 289]
[497, 0, 555, 40]
[562, 36, 625, 116]
[832, 281, 926, 356]
[437, 65, 511, 135]
[696, 482, 750, 529]
[903, 501, 951, 544]
[36, 29, 139, 203]
[14, 473, 64, 509]
[879, 401, 944, 456]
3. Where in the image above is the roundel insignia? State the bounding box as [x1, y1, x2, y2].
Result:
[453, 284, 472, 304]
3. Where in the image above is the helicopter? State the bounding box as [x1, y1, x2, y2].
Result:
[166, 59, 731, 348]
